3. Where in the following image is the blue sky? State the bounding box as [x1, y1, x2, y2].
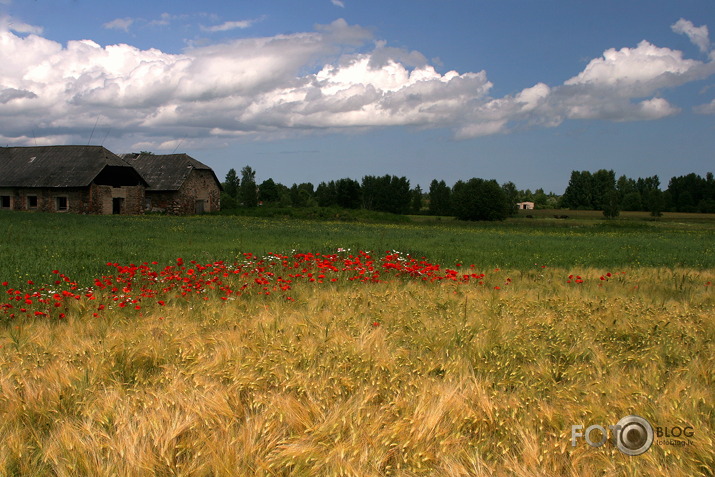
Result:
[1, 0, 714, 193]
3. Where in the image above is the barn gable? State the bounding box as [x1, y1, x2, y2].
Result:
[121, 153, 222, 214]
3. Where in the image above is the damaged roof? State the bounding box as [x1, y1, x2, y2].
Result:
[122, 153, 222, 191]
[0, 145, 139, 188]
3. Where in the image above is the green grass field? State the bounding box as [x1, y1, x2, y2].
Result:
[1, 210, 714, 288]
[0, 210, 713, 476]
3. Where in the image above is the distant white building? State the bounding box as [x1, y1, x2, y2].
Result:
[516, 201, 534, 210]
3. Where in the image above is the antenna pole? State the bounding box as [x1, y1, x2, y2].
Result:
[172, 137, 185, 154]
[101, 128, 111, 146]
[87, 118, 99, 145]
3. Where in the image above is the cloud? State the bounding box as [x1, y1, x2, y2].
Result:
[694, 98, 715, 114]
[149, 13, 173, 27]
[672, 18, 711, 53]
[563, 40, 707, 94]
[0, 15, 43, 34]
[315, 18, 372, 46]
[451, 37, 713, 138]
[0, 87, 37, 103]
[635, 97, 681, 119]
[455, 120, 507, 139]
[0, 18, 713, 145]
[200, 19, 260, 33]
[331, 0, 346, 7]
[103, 18, 134, 32]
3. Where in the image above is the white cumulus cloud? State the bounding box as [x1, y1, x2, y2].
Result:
[672, 18, 711, 53]
[563, 40, 707, 94]
[0, 17, 713, 146]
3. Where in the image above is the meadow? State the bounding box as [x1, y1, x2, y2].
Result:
[0, 210, 713, 476]
[1, 210, 714, 287]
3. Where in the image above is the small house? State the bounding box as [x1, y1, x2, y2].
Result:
[516, 201, 535, 210]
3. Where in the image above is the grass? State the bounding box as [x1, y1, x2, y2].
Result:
[1, 210, 714, 288]
[0, 210, 714, 475]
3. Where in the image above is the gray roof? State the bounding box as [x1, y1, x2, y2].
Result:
[0, 145, 139, 188]
[122, 153, 221, 191]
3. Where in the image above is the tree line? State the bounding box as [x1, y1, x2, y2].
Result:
[221, 166, 714, 220]
[562, 170, 715, 217]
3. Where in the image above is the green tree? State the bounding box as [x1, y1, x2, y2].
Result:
[335, 178, 362, 209]
[562, 169, 616, 210]
[647, 189, 665, 217]
[410, 185, 423, 214]
[636, 176, 660, 210]
[678, 191, 696, 212]
[592, 169, 617, 210]
[290, 183, 314, 207]
[220, 193, 237, 210]
[561, 171, 593, 209]
[316, 181, 337, 207]
[667, 173, 715, 212]
[452, 178, 509, 221]
[361, 175, 411, 214]
[532, 189, 549, 209]
[602, 190, 620, 218]
[621, 192, 642, 211]
[239, 166, 258, 207]
[223, 168, 239, 198]
[501, 181, 519, 216]
[387, 176, 412, 214]
[276, 183, 292, 207]
[258, 178, 280, 204]
[428, 180, 452, 216]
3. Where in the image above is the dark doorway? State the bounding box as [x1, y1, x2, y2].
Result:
[112, 198, 124, 215]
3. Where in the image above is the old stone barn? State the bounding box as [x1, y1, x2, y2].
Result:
[0, 145, 147, 214]
[121, 153, 221, 215]
[0, 146, 221, 215]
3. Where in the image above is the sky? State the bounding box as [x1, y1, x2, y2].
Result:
[1, 0, 714, 193]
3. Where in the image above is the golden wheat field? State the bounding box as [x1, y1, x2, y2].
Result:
[0, 266, 713, 476]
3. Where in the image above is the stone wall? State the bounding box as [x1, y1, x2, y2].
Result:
[90, 184, 145, 215]
[145, 170, 221, 214]
[0, 184, 145, 214]
[1, 187, 90, 213]
[182, 169, 221, 213]
[1, 170, 218, 216]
